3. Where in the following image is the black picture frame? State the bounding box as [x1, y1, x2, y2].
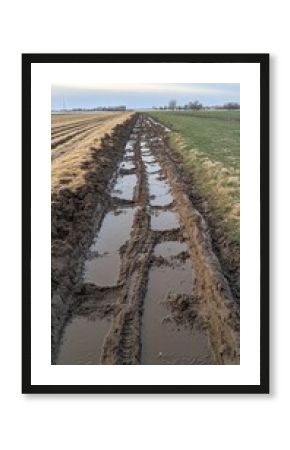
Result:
[22, 53, 269, 394]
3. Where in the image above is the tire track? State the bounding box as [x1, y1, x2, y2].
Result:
[101, 115, 239, 364]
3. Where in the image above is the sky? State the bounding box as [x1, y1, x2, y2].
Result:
[51, 83, 240, 110]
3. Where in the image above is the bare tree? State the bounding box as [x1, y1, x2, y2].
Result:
[168, 99, 177, 110]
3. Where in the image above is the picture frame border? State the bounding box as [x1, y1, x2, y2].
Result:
[22, 53, 269, 394]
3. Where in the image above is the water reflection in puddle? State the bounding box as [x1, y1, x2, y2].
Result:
[141, 150, 151, 157]
[154, 241, 187, 258]
[125, 151, 134, 158]
[119, 160, 135, 171]
[112, 174, 137, 201]
[150, 192, 173, 207]
[85, 253, 120, 286]
[125, 140, 135, 150]
[148, 174, 173, 207]
[57, 316, 111, 365]
[91, 208, 137, 254]
[151, 210, 180, 231]
[145, 162, 161, 173]
[142, 155, 156, 164]
[84, 207, 137, 286]
[141, 261, 213, 365]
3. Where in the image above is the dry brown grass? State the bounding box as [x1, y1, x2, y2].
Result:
[51, 111, 118, 125]
[170, 134, 240, 241]
[51, 112, 133, 194]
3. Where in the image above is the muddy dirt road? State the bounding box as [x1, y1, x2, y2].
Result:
[52, 114, 240, 365]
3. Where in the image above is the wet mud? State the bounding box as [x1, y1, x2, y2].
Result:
[52, 114, 240, 365]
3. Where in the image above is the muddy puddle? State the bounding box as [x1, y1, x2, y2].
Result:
[112, 174, 137, 201]
[146, 167, 173, 207]
[151, 210, 180, 231]
[141, 257, 213, 365]
[124, 151, 135, 158]
[125, 141, 135, 151]
[145, 162, 161, 173]
[119, 160, 135, 171]
[154, 241, 187, 258]
[57, 315, 111, 364]
[150, 192, 173, 207]
[85, 253, 120, 286]
[142, 154, 156, 164]
[84, 207, 137, 286]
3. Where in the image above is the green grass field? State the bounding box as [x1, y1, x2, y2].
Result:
[149, 110, 240, 241]
[150, 110, 240, 168]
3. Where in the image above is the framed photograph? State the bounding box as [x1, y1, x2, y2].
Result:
[22, 53, 269, 394]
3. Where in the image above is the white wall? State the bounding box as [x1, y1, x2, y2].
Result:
[0, 1, 286, 449]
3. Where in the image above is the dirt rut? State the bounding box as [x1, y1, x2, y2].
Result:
[53, 114, 240, 365]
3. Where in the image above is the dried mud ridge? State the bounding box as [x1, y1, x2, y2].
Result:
[52, 114, 240, 365]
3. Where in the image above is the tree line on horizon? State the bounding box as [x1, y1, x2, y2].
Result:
[152, 100, 240, 111]
[52, 105, 127, 112]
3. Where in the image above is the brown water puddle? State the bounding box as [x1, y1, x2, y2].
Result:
[148, 172, 163, 182]
[146, 165, 174, 206]
[148, 173, 173, 207]
[141, 150, 151, 157]
[154, 241, 187, 258]
[119, 160, 135, 171]
[91, 207, 137, 254]
[112, 174, 137, 201]
[85, 253, 120, 286]
[145, 162, 161, 173]
[151, 210, 180, 231]
[125, 141, 135, 151]
[141, 259, 213, 365]
[124, 151, 135, 158]
[84, 207, 137, 286]
[142, 154, 156, 164]
[150, 193, 173, 207]
[57, 315, 111, 364]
